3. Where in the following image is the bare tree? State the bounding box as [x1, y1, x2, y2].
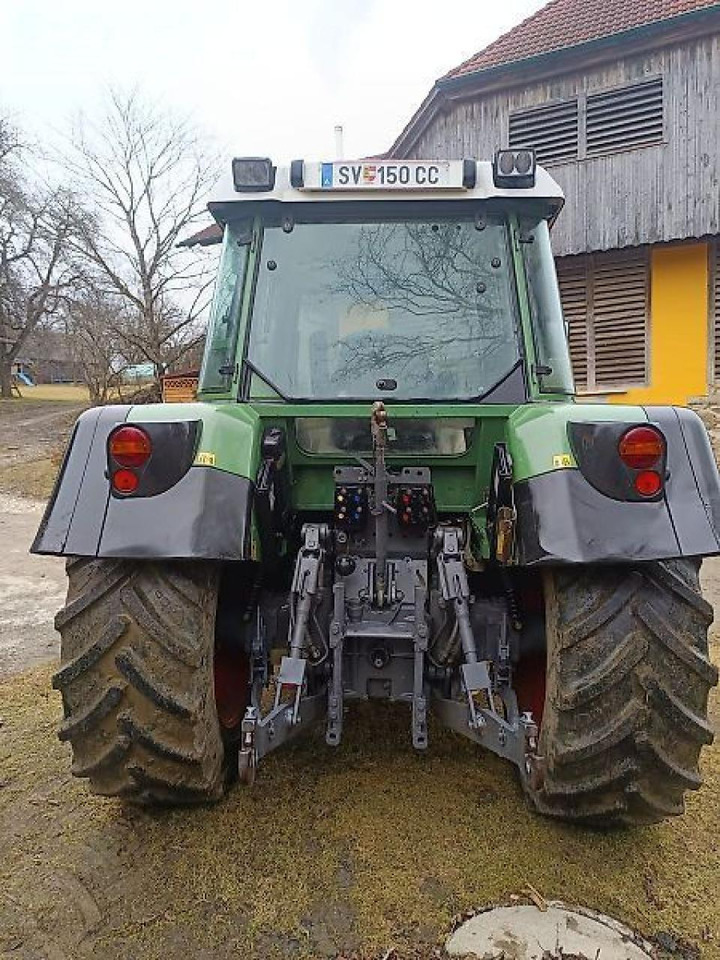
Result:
[63, 292, 132, 404]
[0, 116, 21, 193]
[0, 118, 81, 398]
[63, 90, 218, 382]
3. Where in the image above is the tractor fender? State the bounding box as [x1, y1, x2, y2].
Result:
[507, 403, 720, 565]
[31, 403, 260, 561]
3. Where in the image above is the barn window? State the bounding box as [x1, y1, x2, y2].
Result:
[712, 239, 720, 381]
[586, 78, 663, 156]
[556, 248, 649, 390]
[508, 99, 578, 166]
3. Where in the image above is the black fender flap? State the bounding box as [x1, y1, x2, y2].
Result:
[516, 405, 720, 565]
[648, 406, 720, 556]
[32, 405, 129, 556]
[99, 468, 253, 560]
[32, 405, 254, 561]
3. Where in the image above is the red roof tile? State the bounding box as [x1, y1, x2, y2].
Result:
[178, 223, 223, 248]
[446, 0, 720, 79]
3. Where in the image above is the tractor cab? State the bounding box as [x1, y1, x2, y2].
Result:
[199, 154, 573, 412]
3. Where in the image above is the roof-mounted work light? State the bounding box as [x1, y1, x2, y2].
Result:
[493, 149, 536, 189]
[231, 157, 276, 192]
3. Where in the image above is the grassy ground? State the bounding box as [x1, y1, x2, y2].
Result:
[0, 384, 717, 958]
[5, 383, 91, 403]
[0, 650, 717, 960]
[0, 456, 62, 500]
[0, 383, 155, 499]
[0, 387, 87, 500]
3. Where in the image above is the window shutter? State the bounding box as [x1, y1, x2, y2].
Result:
[555, 249, 649, 390]
[713, 239, 720, 380]
[556, 256, 589, 387]
[592, 249, 648, 386]
[586, 79, 663, 157]
[509, 99, 579, 166]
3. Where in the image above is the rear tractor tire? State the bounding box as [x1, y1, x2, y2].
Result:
[53, 558, 230, 804]
[526, 559, 718, 826]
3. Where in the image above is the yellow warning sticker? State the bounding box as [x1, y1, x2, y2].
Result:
[552, 454, 574, 468]
[195, 451, 216, 467]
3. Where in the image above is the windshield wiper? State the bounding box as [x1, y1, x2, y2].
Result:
[243, 358, 290, 401]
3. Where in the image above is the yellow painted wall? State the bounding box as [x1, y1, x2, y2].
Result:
[609, 242, 709, 407]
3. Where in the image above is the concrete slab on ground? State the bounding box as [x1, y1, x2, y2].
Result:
[446, 904, 654, 958]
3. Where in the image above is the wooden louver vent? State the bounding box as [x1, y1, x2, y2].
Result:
[555, 257, 588, 388]
[556, 248, 649, 390]
[508, 99, 578, 166]
[586, 78, 663, 156]
[592, 250, 648, 385]
[713, 239, 720, 380]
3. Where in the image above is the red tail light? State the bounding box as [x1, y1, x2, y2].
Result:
[111, 468, 139, 494]
[618, 426, 664, 470]
[634, 470, 662, 497]
[109, 426, 152, 468]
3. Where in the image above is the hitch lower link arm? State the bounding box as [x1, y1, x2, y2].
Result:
[238, 524, 328, 784]
[432, 529, 543, 778]
[435, 527, 493, 730]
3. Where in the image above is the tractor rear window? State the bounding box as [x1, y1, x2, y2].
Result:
[247, 216, 521, 401]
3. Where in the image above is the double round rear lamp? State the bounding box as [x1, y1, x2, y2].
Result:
[618, 426, 665, 497]
[108, 426, 152, 494]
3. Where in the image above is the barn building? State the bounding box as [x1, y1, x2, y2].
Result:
[391, 0, 720, 405]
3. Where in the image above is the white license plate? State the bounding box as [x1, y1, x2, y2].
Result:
[304, 160, 467, 191]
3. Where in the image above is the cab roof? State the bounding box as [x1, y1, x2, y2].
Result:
[207, 158, 564, 226]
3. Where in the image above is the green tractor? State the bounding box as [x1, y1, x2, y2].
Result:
[34, 153, 719, 826]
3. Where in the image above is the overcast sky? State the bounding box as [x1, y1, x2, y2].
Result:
[1, 0, 545, 165]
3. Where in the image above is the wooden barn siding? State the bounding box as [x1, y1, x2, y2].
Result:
[404, 36, 720, 256]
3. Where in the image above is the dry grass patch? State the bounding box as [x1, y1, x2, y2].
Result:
[0, 455, 60, 500]
[0, 648, 718, 960]
[7, 384, 91, 403]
